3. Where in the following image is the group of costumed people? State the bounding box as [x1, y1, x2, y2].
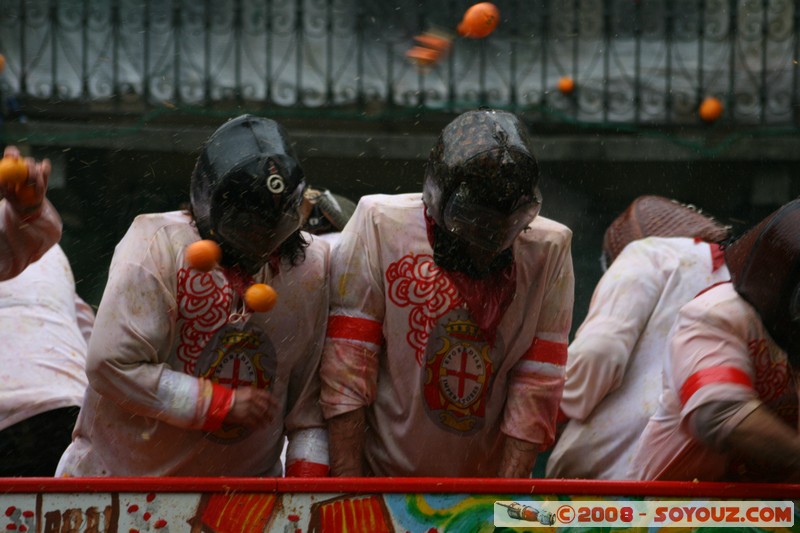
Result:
[1, 109, 799, 482]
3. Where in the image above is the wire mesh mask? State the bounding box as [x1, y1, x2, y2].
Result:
[601, 195, 730, 269]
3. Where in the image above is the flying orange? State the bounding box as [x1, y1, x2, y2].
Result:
[245, 283, 278, 313]
[186, 239, 222, 272]
[457, 2, 500, 39]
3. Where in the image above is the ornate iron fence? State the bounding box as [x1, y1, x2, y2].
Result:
[0, 0, 798, 127]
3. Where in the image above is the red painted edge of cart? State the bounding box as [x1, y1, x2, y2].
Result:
[0, 478, 796, 498]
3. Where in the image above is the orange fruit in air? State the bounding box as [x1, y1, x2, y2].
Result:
[699, 96, 723, 123]
[244, 283, 278, 313]
[558, 76, 575, 95]
[186, 239, 221, 272]
[0, 54, 5, 74]
[0, 157, 28, 186]
[457, 2, 500, 39]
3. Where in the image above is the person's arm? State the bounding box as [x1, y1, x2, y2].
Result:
[561, 240, 668, 420]
[284, 243, 332, 477]
[87, 217, 272, 432]
[319, 197, 383, 476]
[723, 404, 800, 481]
[500, 227, 575, 477]
[669, 289, 795, 479]
[498, 436, 540, 478]
[0, 147, 61, 280]
[327, 408, 367, 476]
[73, 293, 96, 345]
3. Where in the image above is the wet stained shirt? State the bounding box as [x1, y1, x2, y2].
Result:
[57, 211, 329, 477]
[547, 237, 730, 480]
[0, 245, 92, 433]
[629, 282, 798, 481]
[320, 193, 574, 477]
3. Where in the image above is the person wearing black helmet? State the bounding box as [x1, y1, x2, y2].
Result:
[630, 199, 800, 482]
[320, 109, 574, 477]
[57, 115, 330, 477]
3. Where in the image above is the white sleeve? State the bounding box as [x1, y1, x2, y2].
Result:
[560, 240, 669, 420]
[86, 220, 207, 429]
[73, 294, 96, 345]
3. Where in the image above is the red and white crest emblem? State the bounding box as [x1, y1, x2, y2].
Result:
[198, 329, 276, 443]
[423, 311, 495, 434]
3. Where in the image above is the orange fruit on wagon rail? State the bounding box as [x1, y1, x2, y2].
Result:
[245, 283, 277, 313]
[699, 96, 723, 122]
[186, 239, 221, 272]
[0, 157, 28, 186]
[458, 2, 500, 39]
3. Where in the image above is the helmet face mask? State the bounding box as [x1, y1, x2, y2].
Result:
[191, 115, 307, 273]
[212, 175, 304, 265]
[422, 109, 541, 274]
[442, 182, 541, 253]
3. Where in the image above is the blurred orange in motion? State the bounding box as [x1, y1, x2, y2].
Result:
[406, 30, 452, 68]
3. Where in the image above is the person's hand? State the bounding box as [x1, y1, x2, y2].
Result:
[1, 146, 50, 219]
[224, 386, 278, 429]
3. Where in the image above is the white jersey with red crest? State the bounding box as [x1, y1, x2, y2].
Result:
[57, 211, 329, 477]
[320, 193, 574, 477]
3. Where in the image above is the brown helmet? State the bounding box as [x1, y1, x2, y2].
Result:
[724, 199, 800, 362]
[602, 195, 731, 268]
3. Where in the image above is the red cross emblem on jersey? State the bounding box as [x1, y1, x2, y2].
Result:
[200, 330, 274, 442]
[423, 317, 493, 434]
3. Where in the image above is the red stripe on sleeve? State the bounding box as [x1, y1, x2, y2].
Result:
[521, 337, 568, 366]
[679, 366, 753, 407]
[326, 316, 383, 345]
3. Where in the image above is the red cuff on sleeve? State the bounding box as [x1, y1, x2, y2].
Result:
[285, 461, 330, 477]
[201, 384, 235, 432]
